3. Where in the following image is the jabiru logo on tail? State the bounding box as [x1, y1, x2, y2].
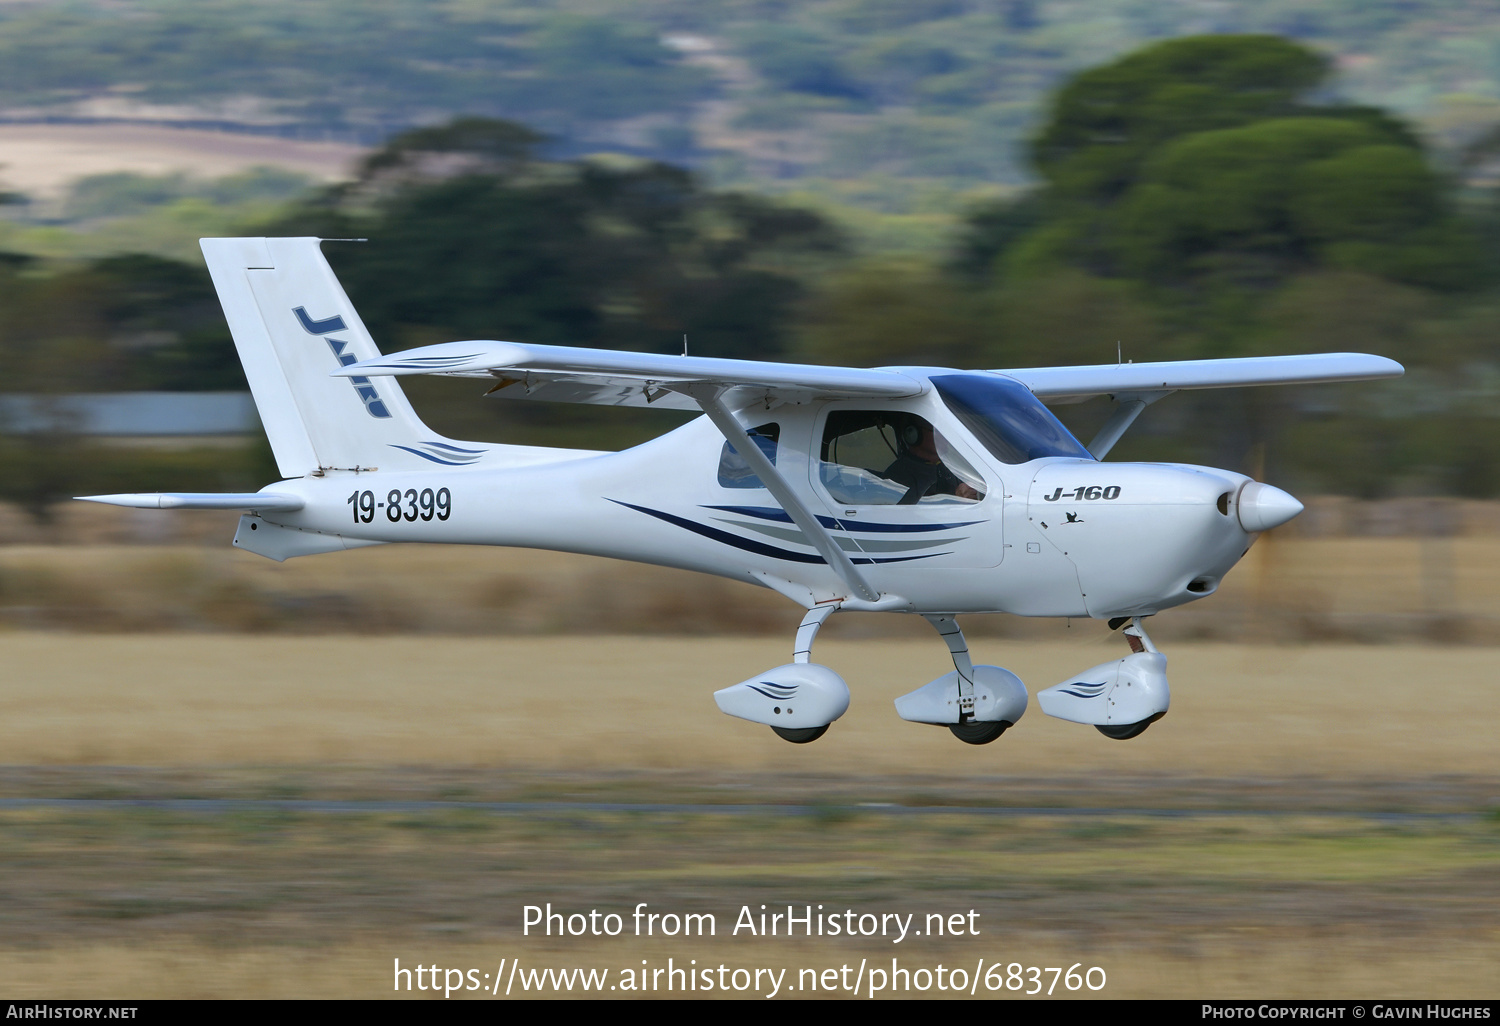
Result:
[294, 306, 391, 419]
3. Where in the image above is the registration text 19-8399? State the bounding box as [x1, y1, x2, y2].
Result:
[348, 487, 451, 524]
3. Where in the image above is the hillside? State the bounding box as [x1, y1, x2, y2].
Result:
[0, 0, 1497, 209]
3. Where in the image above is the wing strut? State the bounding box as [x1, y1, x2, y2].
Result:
[1087, 390, 1171, 459]
[690, 388, 880, 603]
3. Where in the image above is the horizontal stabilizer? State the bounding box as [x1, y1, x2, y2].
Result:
[335, 340, 923, 410]
[1006, 353, 1403, 403]
[76, 492, 305, 512]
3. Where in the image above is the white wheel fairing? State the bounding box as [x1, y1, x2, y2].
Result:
[1037, 652, 1170, 727]
[894, 665, 1028, 727]
[714, 663, 850, 730]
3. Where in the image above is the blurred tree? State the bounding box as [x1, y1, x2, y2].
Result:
[966, 35, 1483, 310]
[797, 261, 986, 368]
[1113, 118, 1481, 298]
[0, 253, 256, 520]
[1032, 35, 1330, 209]
[278, 118, 845, 361]
[988, 270, 1165, 368]
[942, 35, 1500, 494]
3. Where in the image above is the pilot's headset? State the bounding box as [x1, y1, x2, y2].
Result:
[898, 418, 922, 450]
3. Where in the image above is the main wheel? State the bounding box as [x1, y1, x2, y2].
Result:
[1095, 717, 1157, 740]
[772, 724, 829, 744]
[948, 720, 1010, 746]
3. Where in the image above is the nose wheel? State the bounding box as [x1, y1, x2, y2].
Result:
[1095, 711, 1164, 740]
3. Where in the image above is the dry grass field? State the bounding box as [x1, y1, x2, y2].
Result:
[0, 634, 1493, 775]
[0, 524, 1497, 642]
[0, 502, 1494, 999]
[0, 632, 1495, 999]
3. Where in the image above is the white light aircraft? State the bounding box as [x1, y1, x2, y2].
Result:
[81, 238, 1403, 745]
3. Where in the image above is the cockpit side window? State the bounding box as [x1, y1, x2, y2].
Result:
[931, 374, 1094, 465]
[819, 410, 985, 506]
[717, 423, 780, 489]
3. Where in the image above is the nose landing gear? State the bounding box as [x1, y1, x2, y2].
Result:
[1037, 616, 1170, 739]
[1095, 710, 1164, 740]
[1093, 620, 1166, 740]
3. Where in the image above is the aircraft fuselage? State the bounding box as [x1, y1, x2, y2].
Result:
[245, 402, 1267, 620]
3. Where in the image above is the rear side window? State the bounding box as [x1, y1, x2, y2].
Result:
[717, 423, 780, 488]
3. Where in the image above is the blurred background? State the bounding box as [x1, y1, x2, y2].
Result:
[0, 0, 1496, 1000]
[0, 0, 1495, 638]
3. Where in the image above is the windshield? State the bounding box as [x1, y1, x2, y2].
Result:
[931, 374, 1093, 465]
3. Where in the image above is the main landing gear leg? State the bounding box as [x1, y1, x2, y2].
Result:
[793, 604, 837, 664]
[924, 615, 1007, 745]
[770, 604, 839, 744]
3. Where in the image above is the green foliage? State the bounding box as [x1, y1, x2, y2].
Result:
[736, 24, 868, 104]
[356, 119, 545, 183]
[1032, 35, 1331, 205]
[985, 270, 1165, 369]
[64, 173, 192, 221]
[275, 120, 845, 363]
[0, 167, 318, 263]
[529, 17, 709, 120]
[1113, 117, 1480, 293]
[1, 1, 1499, 205]
[797, 261, 985, 368]
[959, 34, 1486, 348]
[949, 191, 1046, 277]
[0, 2, 708, 129]
[910, 35, 1500, 496]
[834, 0, 969, 34]
[4, 4, 1500, 503]
[60, 167, 314, 220]
[0, 439, 272, 525]
[0, 253, 241, 395]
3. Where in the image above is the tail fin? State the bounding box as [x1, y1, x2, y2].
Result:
[201, 237, 469, 478]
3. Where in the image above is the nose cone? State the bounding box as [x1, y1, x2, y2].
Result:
[1237, 482, 1303, 533]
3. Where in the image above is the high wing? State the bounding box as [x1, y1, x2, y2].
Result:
[333, 340, 924, 410]
[336, 341, 1402, 409]
[1005, 352, 1403, 404]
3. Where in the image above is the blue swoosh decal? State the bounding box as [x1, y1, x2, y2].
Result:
[747, 684, 798, 700]
[1057, 684, 1108, 699]
[389, 444, 484, 466]
[613, 500, 822, 563]
[421, 442, 487, 454]
[611, 501, 947, 565]
[704, 505, 982, 534]
[365, 354, 485, 370]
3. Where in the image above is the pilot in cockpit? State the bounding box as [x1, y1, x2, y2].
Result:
[882, 418, 982, 505]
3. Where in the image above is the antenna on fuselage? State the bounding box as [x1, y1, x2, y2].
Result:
[683, 334, 689, 357]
